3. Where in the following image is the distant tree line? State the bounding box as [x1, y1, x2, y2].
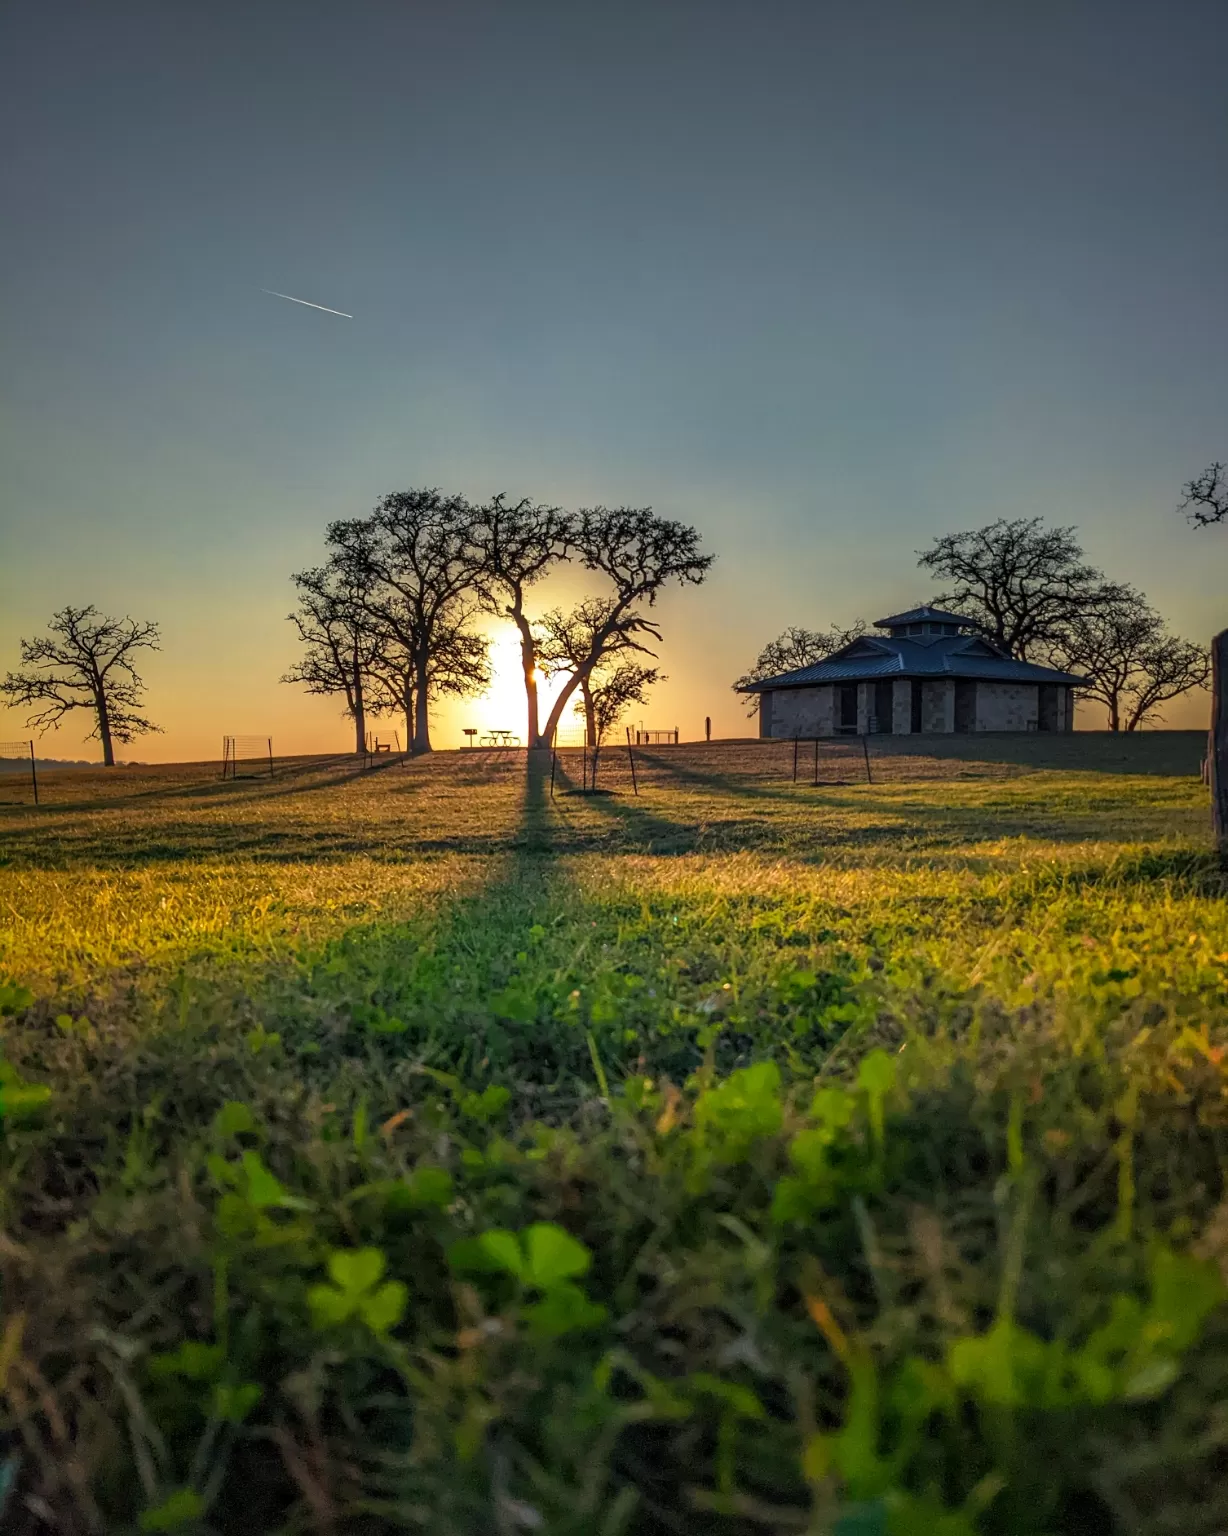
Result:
[4, 465, 1220, 763]
[736, 516, 1211, 732]
[284, 491, 712, 753]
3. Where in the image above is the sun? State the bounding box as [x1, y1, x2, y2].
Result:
[462, 631, 568, 743]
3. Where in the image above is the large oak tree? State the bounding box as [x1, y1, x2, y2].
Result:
[917, 517, 1106, 660]
[329, 491, 488, 754]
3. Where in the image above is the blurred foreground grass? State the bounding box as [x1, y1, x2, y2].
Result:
[0, 736, 1225, 1535]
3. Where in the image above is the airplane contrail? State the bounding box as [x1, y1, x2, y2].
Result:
[261, 288, 353, 319]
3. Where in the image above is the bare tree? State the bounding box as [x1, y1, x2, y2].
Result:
[328, 491, 488, 753]
[732, 622, 867, 715]
[918, 518, 1106, 660]
[538, 598, 658, 745]
[1053, 586, 1210, 730]
[536, 508, 712, 748]
[282, 557, 383, 754]
[466, 494, 573, 749]
[1179, 462, 1228, 527]
[1, 605, 162, 766]
[585, 660, 662, 780]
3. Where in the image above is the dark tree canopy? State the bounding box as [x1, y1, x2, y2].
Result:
[283, 557, 384, 754]
[1053, 586, 1210, 731]
[733, 622, 867, 714]
[328, 490, 489, 753]
[466, 494, 573, 748]
[1179, 462, 1228, 528]
[917, 517, 1105, 660]
[537, 507, 712, 748]
[538, 597, 661, 746]
[0, 605, 162, 767]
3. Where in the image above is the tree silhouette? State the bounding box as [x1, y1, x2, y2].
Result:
[733, 622, 867, 715]
[536, 508, 712, 749]
[329, 491, 488, 754]
[538, 597, 659, 746]
[467, 494, 573, 749]
[918, 518, 1105, 660]
[283, 557, 383, 754]
[1, 605, 162, 766]
[1179, 462, 1228, 527]
[1052, 586, 1210, 730]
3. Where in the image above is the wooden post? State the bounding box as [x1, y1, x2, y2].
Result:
[627, 740, 638, 795]
[1213, 629, 1228, 859]
[28, 740, 38, 806]
[813, 736, 819, 787]
[862, 733, 873, 785]
[792, 736, 799, 783]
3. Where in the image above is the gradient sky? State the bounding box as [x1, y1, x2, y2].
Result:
[3, 0, 1226, 761]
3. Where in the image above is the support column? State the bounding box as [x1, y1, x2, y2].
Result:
[1213, 630, 1228, 860]
[892, 679, 912, 734]
[856, 683, 871, 735]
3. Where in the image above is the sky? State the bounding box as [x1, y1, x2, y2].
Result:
[2, 0, 1226, 761]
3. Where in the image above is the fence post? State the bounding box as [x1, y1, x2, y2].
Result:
[1213, 629, 1228, 860]
[862, 733, 873, 785]
[792, 736, 798, 783]
[28, 740, 38, 806]
[627, 738, 638, 796]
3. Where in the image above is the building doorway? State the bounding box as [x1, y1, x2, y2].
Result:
[1038, 684, 1060, 732]
[838, 684, 858, 733]
[954, 680, 977, 733]
[873, 680, 894, 733]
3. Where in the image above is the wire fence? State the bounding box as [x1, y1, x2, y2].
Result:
[0, 741, 38, 805]
[221, 735, 274, 780]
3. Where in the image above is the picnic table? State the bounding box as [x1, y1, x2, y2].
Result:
[480, 730, 520, 747]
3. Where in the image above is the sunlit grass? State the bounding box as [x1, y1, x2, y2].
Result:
[0, 738, 1224, 1534]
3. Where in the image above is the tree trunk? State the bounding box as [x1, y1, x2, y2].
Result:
[402, 677, 414, 753]
[352, 655, 367, 755]
[413, 658, 432, 754]
[96, 689, 115, 767]
[541, 663, 590, 748]
[508, 609, 543, 749]
[1212, 629, 1228, 860]
[581, 680, 596, 748]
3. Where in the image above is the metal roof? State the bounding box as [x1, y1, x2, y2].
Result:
[742, 634, 1086, 691]
[873, 605, 975, 630]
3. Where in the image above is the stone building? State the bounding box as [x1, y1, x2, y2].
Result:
[743, 607, 1084, 738]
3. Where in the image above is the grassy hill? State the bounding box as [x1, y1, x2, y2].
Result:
[0, 735, 1224, 1534]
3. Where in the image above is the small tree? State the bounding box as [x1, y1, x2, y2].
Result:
[1, 605, 162, 766]
[733, 622, 867, 715]
[538, 598, 659, 746]
[467, 494, 573, 749]
[537, 508, 712, 748]
[1054, 586, 1210, 731]
[283, 559, 383, 754]
[918, 517, 1106, 660]
[1179, 462, 1228, 527]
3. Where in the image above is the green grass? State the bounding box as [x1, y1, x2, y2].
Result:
[1, 735, 1226, 1535]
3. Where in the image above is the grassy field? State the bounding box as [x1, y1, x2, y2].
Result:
[0, 733, 1225, 1535]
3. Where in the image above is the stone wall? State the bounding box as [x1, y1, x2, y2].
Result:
[975, 682, 1038, 732]
[768, 685, 835, 737]
[921, 679, 954, 733]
